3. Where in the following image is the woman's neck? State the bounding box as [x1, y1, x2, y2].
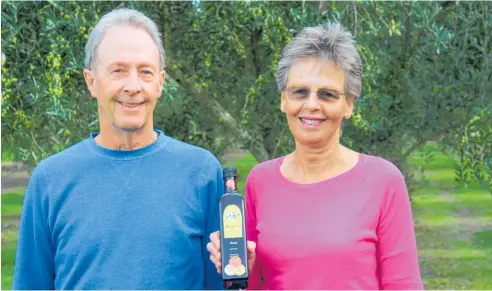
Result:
[282, 138, 358, 184]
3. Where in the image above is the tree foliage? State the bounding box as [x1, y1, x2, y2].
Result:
[2, 1, 490, 190]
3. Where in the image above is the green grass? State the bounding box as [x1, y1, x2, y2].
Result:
[225, 154, 258, 195]
[410, 146, 492, 289]
[2, 189, 25, 217]
[1, 189, 24, 289]
[1, 240, 17, 290]
[1, 149, 16, 163]
[2, 147, 491, 289]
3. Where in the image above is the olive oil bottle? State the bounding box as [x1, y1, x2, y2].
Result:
[219, 168, 248, 290]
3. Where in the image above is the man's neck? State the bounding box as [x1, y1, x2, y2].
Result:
[94, 127, 158, 151]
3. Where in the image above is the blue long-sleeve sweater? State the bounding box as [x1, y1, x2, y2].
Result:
[12, 130, 224, 290]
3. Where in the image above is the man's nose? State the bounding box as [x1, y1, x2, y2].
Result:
[124, 69, 142, 94]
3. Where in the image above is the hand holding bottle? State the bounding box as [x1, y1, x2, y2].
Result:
[207, 231, 257, 275]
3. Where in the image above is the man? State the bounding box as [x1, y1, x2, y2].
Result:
[13, 8, 223, 290]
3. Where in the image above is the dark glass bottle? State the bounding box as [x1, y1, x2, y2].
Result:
[219, 168, 249, 290]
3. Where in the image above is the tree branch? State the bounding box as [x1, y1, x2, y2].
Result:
[166, 65, 250, 140]
[400, 123, 463, 162]
[165, 65, 271, 162]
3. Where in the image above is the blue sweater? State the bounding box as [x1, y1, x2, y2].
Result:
[13, 130, 224, 290]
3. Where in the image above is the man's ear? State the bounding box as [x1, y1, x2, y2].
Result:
[157, 70, 166, 98]
[83, 69, 98, 98]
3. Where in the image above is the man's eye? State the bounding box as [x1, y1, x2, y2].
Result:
[142, 70, 153, 75]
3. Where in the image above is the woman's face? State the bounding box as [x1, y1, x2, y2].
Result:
[281, 57, 354, 148]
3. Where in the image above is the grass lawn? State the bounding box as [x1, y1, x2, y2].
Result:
[2, 188, 26, 217]
[408, 145, 492, 289]
[1, 188, 24, 290]
[224, 153, 258, 195]
[2, 146, 491, 289]
[1, 240, 17, 290]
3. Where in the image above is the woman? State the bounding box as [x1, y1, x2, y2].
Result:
[207, 22, 423, 290]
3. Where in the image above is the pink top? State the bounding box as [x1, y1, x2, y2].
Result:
[245, 153, 423, 290]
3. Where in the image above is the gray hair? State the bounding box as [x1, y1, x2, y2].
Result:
[276, 22, 362, 99]
[84, 8, 166, 70]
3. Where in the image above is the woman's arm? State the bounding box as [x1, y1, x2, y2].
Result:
[377, 171, 424, 290]
[245, 173, 261, 290]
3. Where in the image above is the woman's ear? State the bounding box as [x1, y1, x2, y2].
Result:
[280, 92, 286, 113]
[344, 96, 355, 119]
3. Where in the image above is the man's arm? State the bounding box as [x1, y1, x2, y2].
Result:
[12, 162, 55, 290]
[201, 153, 224, 290]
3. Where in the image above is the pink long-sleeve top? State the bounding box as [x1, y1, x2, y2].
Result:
[245, 153, 423, 290]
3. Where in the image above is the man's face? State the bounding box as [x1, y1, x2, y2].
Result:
[84, 25, 165, 132]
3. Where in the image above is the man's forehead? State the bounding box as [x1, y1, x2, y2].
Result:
[99, 25, 155, 47]
[94, 25, 160, 67]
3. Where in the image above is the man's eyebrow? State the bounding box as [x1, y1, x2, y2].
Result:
[106, 62, 158, 69]
[107, 62, 129, 68]
[286, 85, 343, 93]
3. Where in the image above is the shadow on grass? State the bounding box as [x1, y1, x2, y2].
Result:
[473, 230, 492, 250]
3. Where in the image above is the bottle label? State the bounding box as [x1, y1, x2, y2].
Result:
[224, 255, 246, 276]
[223, 205, 243, 239]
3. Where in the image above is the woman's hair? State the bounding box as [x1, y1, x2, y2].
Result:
[276, 22, 362, 99]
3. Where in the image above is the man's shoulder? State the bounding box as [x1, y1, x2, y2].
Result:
[163, 136, 219, 166]
[25, 138, 93, 189]
[37, 138, 93, 172]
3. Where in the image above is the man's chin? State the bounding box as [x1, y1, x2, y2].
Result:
[113, 122, 146, 132]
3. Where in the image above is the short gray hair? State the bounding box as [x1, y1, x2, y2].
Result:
[276, 22, 362, 99]
[85, 8, 166, 70]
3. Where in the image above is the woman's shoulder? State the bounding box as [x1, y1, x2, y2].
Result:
[249, 156, 284, 175]
[357, 153, 406, 183]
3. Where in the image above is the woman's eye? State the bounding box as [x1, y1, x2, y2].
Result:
[294, 89, 309, 96]
[319, 90, 336, 99]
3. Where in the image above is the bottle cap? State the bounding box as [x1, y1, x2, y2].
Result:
[223, 167, 238, 179]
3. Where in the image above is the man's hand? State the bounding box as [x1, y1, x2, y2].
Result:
[206, 231, 256, 274]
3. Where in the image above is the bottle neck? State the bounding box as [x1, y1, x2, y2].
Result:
[224, 177, 238, 193]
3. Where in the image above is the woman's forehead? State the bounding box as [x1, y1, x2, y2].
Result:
[287, 57, 345, 88]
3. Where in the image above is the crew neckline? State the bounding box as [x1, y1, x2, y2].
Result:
[274, 153, 366, 189]
[86, 129, 168, 160]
